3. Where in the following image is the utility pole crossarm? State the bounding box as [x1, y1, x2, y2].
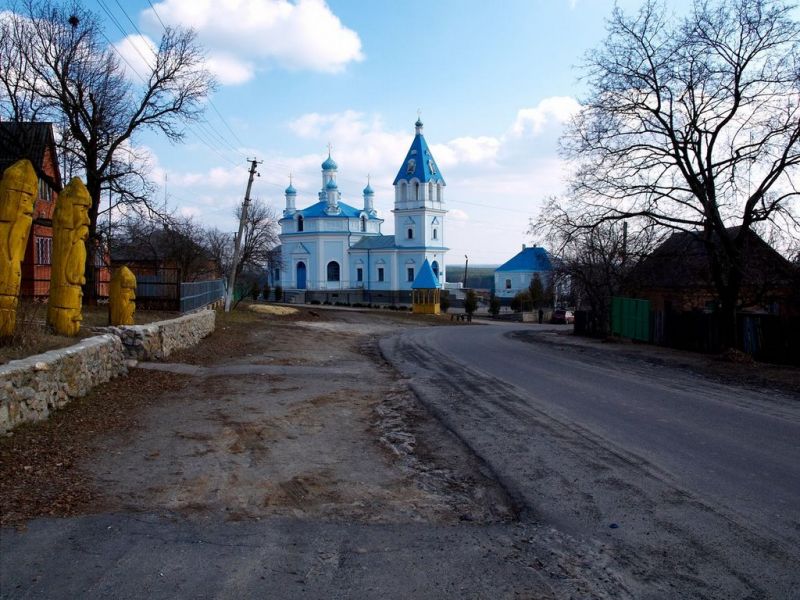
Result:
[224, 158, 261, 312]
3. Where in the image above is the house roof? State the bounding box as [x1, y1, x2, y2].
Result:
[627, 227, 795, 290]
[496, 247, 552, 272]
[412, 258, 440, 289]
[0, 122, 61, 189]
[393, 125, 445, 185]
[350, 235, 396, 250]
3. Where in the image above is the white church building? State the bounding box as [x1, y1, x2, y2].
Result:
[277, 118, 448, 304]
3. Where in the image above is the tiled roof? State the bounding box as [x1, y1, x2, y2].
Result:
[0, 122, 61, 189]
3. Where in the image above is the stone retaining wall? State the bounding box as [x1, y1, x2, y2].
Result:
[102, 309, 216, 361]
[0, 310, 216, 433]
[0, 335, 127, 434]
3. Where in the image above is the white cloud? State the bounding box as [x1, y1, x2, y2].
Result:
[114, 34, 157, 81]
[142, 0, 364, 84]
[205, 53, 255, 86]
[432, 136, 501, 168]
[510, 96, 581, 137]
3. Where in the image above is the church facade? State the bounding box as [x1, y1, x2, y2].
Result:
[277, 119, 448, 304]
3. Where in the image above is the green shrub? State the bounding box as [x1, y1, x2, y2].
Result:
[464, 289, 478, 316]
[489, 294, 501, 317]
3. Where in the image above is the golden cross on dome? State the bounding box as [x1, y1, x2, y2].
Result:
[327, 142, 333, 156]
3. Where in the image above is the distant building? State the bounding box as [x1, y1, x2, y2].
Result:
[0, 122, 61, 298]
[494, 245, 553, 300]
[277, 119, 448, 304]
[626, 228, 798, 315]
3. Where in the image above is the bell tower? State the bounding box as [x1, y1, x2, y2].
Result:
[392, 117, 447, 285]
[393, 118, 446, 245]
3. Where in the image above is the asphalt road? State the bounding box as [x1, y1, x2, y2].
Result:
[381, 322, 800, 599]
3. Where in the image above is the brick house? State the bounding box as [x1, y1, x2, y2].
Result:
[626, 227, 798, 316]
[0, 122, 62, 298]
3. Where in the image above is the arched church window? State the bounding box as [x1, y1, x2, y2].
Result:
[432, 228, 438, 240]
[400, 181, 408, 202]
[428, 182, 433, 201]
[407, 228, 413, 240]
[327, 261, 340, 282]
[437, 184, 442, 203]
[297, 215, 304, 232]
[432, 261, 440, 279]
[415, 182, 420, 201]
[361, 215, 367, 232]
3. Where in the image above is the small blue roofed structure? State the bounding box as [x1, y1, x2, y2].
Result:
[412, 258, 441, 314]
[495, 245, 553, 299]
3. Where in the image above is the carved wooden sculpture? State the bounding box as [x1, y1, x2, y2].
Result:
[47, 177, 91, 336]
[109, 266, 136, 326]
[0, 160, 38, 336]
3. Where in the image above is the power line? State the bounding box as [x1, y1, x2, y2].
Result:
[97, 0, 247, 162]
[146, 0, 168, 30]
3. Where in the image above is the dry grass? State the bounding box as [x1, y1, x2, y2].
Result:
[248, 304, 299, 316]
[0, 301, 179, 365]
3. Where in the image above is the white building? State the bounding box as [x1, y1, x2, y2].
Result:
[277, 119, 448, 304]
[494, 245, 553, 300]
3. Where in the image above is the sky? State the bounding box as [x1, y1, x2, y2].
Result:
[89, 0, 697, 265]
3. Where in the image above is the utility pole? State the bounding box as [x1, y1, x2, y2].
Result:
[225, 158, 260, 312]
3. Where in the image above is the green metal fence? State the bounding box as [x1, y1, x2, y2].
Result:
[611, 297, 651, 342]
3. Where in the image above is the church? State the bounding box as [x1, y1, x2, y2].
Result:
[277, 118, 448, 305]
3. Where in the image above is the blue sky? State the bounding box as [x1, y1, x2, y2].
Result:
[93, 0, 696, 265]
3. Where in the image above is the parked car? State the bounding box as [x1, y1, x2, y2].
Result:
[551, 309, 575, 324]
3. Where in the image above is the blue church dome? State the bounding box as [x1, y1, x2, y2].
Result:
[321, 155, 337, 170]
[285, 183, 296, 195]
[325, 178, 338, 190]
[363, 183, 374, 195]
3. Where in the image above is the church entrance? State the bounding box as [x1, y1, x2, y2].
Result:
[296, 261, 307, 289]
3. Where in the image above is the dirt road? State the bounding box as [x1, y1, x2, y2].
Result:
[1, 308, 613, 599]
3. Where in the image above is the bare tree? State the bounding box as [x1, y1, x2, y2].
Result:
[235, 199, 281, 279]
[111, 212, 218, 282]
[206, 200, 280, 306]
[561, 0, 800, 345]
[531, 198, 662, 334]
[0, 0, 214, 294]
[204, 227, 234, 281]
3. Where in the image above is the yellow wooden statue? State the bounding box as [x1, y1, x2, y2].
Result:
[47, 177, 91, 336]
[0, 160, 38, 336]
[109, 266, 136, 325]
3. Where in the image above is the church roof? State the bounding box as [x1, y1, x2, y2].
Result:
[321, 155, 337, 170]
[297, 199, 374, 219]
[496, 247, 552, 272]
[393, 128, 445, 185]
[351, 235, 396, 250]
[412, 258, 440, 289]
